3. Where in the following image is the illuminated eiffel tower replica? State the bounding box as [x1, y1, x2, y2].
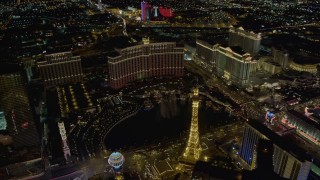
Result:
[179, 86, 201, 168]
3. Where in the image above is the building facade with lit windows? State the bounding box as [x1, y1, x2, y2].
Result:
[215, 46, 255, 87]
[194, 39, 256, 87]
[37, 52, 83, 87]
[257, 57, 282, 75]
[229, 27, 261, 55]
[272, 47, 290, 69]
[240, 121, 312, 180]
[194, 39, 219, 73]
[285, 110, 320, 144]
[240, 121, 267, 169]
[289, 62, 317, 73]
[108, 42, 184, 89]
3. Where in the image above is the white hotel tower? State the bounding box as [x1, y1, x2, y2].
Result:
[229, 27, 261, 55]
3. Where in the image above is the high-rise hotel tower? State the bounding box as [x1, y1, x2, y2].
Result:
[194, 39, 256, 87]
[37, 52, 83, 87]
[216, 46, 255, 87]
[240, 120, 312, 180]
[229, 27, 261, 55]
[108, 42, 184, 89]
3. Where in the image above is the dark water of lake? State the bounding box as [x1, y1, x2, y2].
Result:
[105, 99, 235, 150]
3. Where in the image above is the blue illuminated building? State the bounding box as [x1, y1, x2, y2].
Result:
[240, 121, 313, 180]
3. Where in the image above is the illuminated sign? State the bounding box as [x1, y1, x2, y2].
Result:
[265, 111, 276, 123]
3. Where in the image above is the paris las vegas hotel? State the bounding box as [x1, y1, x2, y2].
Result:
[108, 42, 184, 89]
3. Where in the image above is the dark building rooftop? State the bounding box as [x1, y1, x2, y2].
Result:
[265, 59, 281, 66]
[218, 44, 248, 55]
[229, 46, 247, 55]
[272, 45, 288, 53]
[197, 35, 228, 47]
[107, 51, 120, 58]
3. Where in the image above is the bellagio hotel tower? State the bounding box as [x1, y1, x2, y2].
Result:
[108, 42, 184, 89]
